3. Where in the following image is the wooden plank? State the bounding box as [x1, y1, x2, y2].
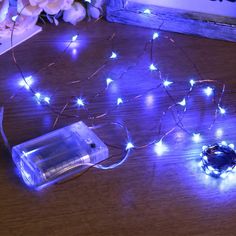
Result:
[125, 2, 236, 25]
[108, 0, 125, 9]
[106, 1, 236, 42]
[0, 25, 42, 56]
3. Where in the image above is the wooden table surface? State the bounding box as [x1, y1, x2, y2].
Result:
[0, 20, 236, 236]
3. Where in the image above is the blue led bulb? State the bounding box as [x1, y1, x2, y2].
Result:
[200, 142, 236, 178]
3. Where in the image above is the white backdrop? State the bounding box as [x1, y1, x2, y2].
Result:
[131, 0, 236, 17]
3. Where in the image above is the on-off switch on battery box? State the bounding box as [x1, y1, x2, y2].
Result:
[12, 122, 109, 189]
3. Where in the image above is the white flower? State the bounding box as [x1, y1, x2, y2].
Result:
[62, 0, 74, 10]
[63, 2, 86, 25]
[17, 0, 43, 16]
[17, 0, 74, 16]
[0, 0, 9, 23]
[43, 0, 74, 14]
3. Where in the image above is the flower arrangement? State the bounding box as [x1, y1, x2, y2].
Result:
[0, 0, 105, 37]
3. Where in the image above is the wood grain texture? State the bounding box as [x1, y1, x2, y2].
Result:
[0, 26, 42, 56]
[106, 1, 236, 42]
[0, 20, 236, 236]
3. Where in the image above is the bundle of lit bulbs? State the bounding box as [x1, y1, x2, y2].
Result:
[1, 25, 236, 190]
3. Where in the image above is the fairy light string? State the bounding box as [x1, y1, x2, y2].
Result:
[1, 3, 232, 176]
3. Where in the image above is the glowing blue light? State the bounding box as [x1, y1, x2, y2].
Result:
[144, 9, 151, 14]
[117, 98, 123, 105]
[200, 142, 236, 179]
[146, 94, 154, 107]
[35, 93, 41, 99]
[19, 76, 33, 90]
[190, 79, 195, 87]
[72, 35, 78, 42]
[106, 78, 113, 86]
[19, 161, 33, 186]
[84, 0, 91, 3]
[154, 140, 168, 156]
[178, 98, 186, 106]
[110, 52, 117, 59]
[221, 141, 227, 146]
[153, 32, 159, 40]
[149, 63, 157, 71]
[44, 97, 50, 104]
[126, 142, 134, 150]
[220, 172, 228, 179]
[215, 128, 223, 138]
[77, 98, 85, 107]
[12, 15, 18, 22]
[163, 80, 173, 87]
[219, 106, 226, 115]
[72, 49, 77, 55]
[204, 86, 213, 96]
[203, 156, 208, 162]
[192, 133, 202, 143]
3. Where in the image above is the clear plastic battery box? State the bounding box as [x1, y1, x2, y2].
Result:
[12, 122, 109, 189]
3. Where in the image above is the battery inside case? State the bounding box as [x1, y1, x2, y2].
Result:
[12, 122, 109, 189]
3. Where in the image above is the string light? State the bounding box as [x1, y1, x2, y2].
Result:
[4, 11, 232, 188]
[19, 76, 33, 90]
[126, 142, 134, 150]
[153, 32, 159, 40]
[218, 106, 226, 115]
[12, 15, 18, 22]
[221, 141, 227, 146]
[192, 133, 202, 143]
[117, 98, 123, 106]
[34, 93, 52, 105]
[189, 79, 195, 87]
[10, 30, 228, 166]
[163, 80, 173, 87]
[149, 63, 157, 71]
[34, 92, 41, 99]
[77, 98, 85, 107]
[71, 35, 78, 42]
[204, 86, 213, 97]
[106, 78, 113, 86]
[178, 98, 186, 107]
[154, 140, 168, 156]
[11, 33, 227, 148]
[43, 97, 50, 104]
[143, 9, 151, 14]
[110, 52, 117, 59]
[200, 142, 236, 178]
